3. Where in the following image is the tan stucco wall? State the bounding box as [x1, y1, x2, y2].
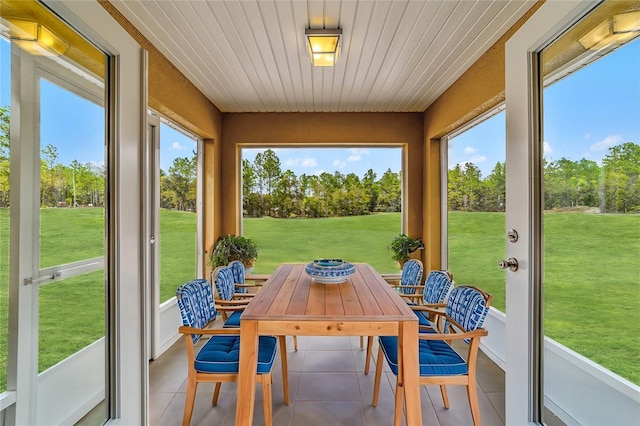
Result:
[100, 0, 222, 276]
[221, 112, 424, 249]
[421, 1, 543, 271]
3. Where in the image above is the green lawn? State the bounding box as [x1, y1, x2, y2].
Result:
[0, 208, 638, 392]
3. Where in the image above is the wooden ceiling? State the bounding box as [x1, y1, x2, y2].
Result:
[109, 0, 536, 113]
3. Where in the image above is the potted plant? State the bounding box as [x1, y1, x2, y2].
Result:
[209, 234, 259, 269]
[389, 233, 424, 267]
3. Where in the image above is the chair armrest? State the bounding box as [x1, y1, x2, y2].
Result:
[215, 304, 246, 312]
[417, 327, 488, 341]
[232, 292, 255, 298]
[245, 273, 270, 283]
[234, 284, 259, 288]
[179, 326, 239, 336]
[410, 303, 446, 311]
[216, 299, 251, 306]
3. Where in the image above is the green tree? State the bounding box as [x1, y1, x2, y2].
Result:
[482, 162, 505, 212]
[41, 144, 59, 206]
[254, 149, 281, 216]
[362, 169, 379, 213]
[0, 106, 9, 207]
[602, 142, 640, 213]
[163, 153, 196, 211]
[272, 170, 301, 217]
[377, 169, 401, 212]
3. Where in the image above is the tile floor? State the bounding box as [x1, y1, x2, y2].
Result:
[148, 332, 507, 426]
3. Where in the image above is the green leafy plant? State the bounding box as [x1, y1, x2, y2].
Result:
[209, 234, 259, 268]
[388, 233, 424, 263]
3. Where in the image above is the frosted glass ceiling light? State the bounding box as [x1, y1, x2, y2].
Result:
[0, 18, 68, 56]
[579, 11, 640, 50]
[305, 28, 342, 67]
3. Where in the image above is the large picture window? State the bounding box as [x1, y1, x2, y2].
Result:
[239, 147, 403, 274]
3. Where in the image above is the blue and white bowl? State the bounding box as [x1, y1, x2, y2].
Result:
[305, 259, 355, 284]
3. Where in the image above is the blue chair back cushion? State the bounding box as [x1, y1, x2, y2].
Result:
[399, 259, 423, 294]
[379, 335, 467, 376]
[195, 335, 277, 374]
[214, 267, 236, 301]
[422, 270, 453, 304]
[176, 279, 217, 344]
[446, 286, 490, 332]
[228, 260, 247, 294]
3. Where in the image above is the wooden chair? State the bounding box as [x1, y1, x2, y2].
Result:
[216, 263, 298, 351]
[228, 259, 268, 294]
[211, 266, 293, 402]
[360, 259, 425, 349]
[176, 278, 289, 426]
[372, 285, 492, 426]
[390, 259, 424, 296]
[364, 269, 454, 374]
[211, 266, 254, 324]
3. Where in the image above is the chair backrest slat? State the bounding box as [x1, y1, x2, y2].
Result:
[213, 266, 236, 301]
[399, 259, 423, 294]
[422, 270, 453, 305]
[228, 260, 247, 294]
[176, 279, 217, 343]
[445, 286, 491, 339]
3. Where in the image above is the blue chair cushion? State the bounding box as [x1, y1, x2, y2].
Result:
[222, 310, 243, 328]
[378, 335, 468, 377]
[406, 302, 432, 328]
[195, 335, 277, 374]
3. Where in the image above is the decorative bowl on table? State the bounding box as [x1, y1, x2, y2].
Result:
[305, 259, 355, 284]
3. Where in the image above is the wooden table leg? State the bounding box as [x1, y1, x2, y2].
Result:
[400, 320, 422, 425]
[236, 319, 258, 425]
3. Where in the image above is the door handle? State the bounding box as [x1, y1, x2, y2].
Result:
[498, 257, 518, 272]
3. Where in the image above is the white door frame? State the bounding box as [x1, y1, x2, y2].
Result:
[504, 1, 599, 424]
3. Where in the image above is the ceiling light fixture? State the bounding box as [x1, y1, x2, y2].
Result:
[305, 28, 342, 67]
[0, 18, 69, 57]
[578, 11, 640, 50]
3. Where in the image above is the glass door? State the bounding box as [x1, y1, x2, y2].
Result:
[3, 2, 108, 423]
[539, 5, 640, 425]
[505, 1, 640, 424]
[146, 112, 200, 360]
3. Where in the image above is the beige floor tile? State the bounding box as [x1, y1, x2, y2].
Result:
[141, 334, 508, 426]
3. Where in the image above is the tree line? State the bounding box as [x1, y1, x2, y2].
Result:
[0, 104, 197, 210]
[450, 142, 639, 213]
[1, 106, 638, 214]
[242, 149, 401, 217]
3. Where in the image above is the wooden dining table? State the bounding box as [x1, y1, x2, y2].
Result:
[235, 263, 422, 425]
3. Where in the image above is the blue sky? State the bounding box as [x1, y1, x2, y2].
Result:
[449, 36, 640, 177]
[2, 35, 638, 179]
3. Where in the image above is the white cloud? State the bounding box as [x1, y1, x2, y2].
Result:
[349, 148, 370, 155]
[543, 141, 553, 155]
[464, 146, 477, 154]
[590, 135, 622, 152]
[333, 159, 347, 168]
[347, 155, 361, 162]
[301, 157, 317, 167]
[170, 141, 186, 151]
[286, 157, 317, 168]
[469, 155, 487, 164]
[584, 132, 591, 140]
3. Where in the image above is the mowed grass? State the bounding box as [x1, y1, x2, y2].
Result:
[0, 208, 638, 391]
[243, 214, 403, 275]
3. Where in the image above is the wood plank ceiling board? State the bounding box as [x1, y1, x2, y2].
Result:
[109, 0, 537, 113]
